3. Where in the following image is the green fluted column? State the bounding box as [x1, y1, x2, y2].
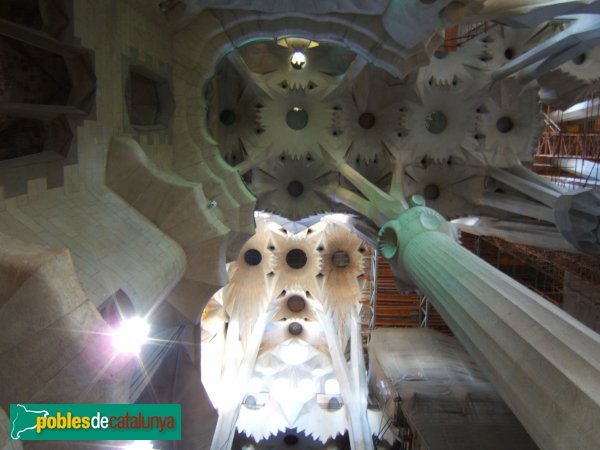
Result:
[378, 207, 600, 450]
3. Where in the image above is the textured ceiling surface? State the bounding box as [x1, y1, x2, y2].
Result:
[205, 23, 591, 224]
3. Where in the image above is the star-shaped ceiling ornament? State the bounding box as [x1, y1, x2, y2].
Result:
[251, 154, 339, 221]
[332, 65, 407, 163]
[469, 77, 543, 167]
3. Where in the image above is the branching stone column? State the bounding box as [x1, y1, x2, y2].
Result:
[315, 306, 373, 450]
[485, 167, 600, 254]
[378, 206, 600, 450]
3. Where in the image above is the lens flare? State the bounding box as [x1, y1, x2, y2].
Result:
[112, 316, 150, 355]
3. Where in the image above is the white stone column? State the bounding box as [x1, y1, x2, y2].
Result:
[378, 206, 600, 450]
[210, 307, 273, 450]
[315, 308, 374, 450]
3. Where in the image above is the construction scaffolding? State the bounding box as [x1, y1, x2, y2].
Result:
[461, 232, 600, 307]
[534, 94, 600, 189]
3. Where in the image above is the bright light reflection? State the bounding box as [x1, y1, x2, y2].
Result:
[322, 213, 352, 224]
[280, 341, 310, 365]
[271, 378, 289, 397]
[247, 377, 262, 392]
[124, 441, 155, 450]
[259, 366, 277, 375]
[299, 378, 314, 394]
[312, 368, 326, 377]
[324, 378, 340, 395]
[451, 217, 480, 227]
[112, 316, 150, 355]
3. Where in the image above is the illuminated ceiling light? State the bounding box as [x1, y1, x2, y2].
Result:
[112, 316, 150, 355]
[290, 51, 306, 70]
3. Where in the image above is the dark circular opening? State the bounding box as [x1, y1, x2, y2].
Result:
[244, 249, 262, 266]
[332, 251, 350, 268]
[219, 109, 236, 126]
[287, 180, 304, 198]
[572, 53, 586, 65]
[425, 111, 447, 134]
[284, 434, 299, 445]
[287, 295, 306, 312]
[433, 50, 448, 59]
[496, 116, 514, 133]
[286, 249, 307, 269]
[378, 226, 398, 259]
[286, 107, 309, 130]
[423, 184, 441, 200]
[358, 112, 376, 129]
[244, 395, 256, 407]
[328, 397, 342, 410]
[504, 48, 515, 60]
[288, 322, 303, 336]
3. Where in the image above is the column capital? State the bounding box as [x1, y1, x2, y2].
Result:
[377, 206, 459, 290]
[378, 206, 458, 260]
